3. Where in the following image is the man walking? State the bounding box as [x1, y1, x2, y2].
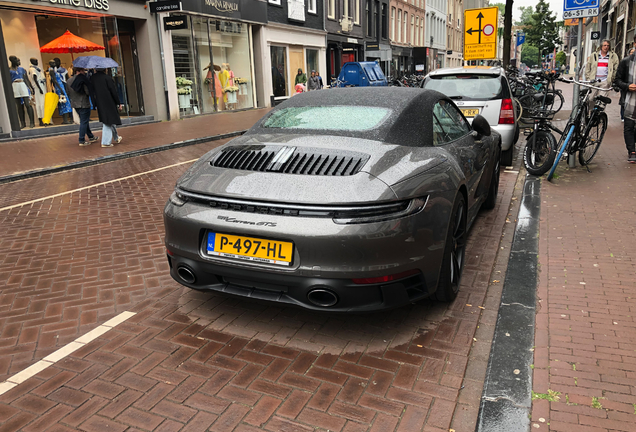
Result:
[90, 68, 123, 148]
[67, 68, 98, 146]
[584, 40, 619, 110]
[307, 70, 319, 91]
[295, 68, 307, 87]
[615, 44, 636, 162]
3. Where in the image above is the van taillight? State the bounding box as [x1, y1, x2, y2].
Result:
[499, 98, 514, 124]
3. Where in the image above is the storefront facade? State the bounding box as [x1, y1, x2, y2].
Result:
[0, 0, 166, 136]
[162, 0, 266, 116]
[252, 0, 325, 106]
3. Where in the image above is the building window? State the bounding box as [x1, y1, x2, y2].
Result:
[373, 1, 379, 38]
[381, 3, 387, 39]
[269, 0, 281, 5]
[415, 16, 419, 45]
[398, 9, 402, 42]
[344, 0, 350, 18]
[391, 7, 395, 40]
[308, 0, 316, 14]
[366, 1, 372, 36]
[355, 0, 361, 24]
[404, 12, 408, 44]
[411, 14, 415, 45]
[328, 0, 335, 19]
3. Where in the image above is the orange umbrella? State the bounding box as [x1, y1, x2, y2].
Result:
[40, 30, 105, 61]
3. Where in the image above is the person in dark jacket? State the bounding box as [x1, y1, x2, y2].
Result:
[90, 68, 123, 148]
[67, 68, 98, 146]
[614, 48, 636, 162]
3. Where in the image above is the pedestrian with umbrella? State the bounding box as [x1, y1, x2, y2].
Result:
[67, 66, 98, 146]
[90, 66, 123, 147]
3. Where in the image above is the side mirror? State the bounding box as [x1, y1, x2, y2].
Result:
[472, 114, 491, 138]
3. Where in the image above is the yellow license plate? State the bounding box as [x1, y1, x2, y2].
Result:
[206, 232, 293, 266]
[461, 109, 479, 117]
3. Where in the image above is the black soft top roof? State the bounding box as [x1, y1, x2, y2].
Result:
[249, 87, 449, 147]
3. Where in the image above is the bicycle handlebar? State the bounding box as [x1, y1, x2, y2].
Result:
[557, 77, 612, 91]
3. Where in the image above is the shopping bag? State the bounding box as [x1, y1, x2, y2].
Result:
[43, 92, 59, 124]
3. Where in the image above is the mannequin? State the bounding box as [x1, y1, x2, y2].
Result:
[219, 63, 230, 104]
[29, 58, 46, 126]
[9, 56, 35, 128]
[220, 63, 236, 109]
[53, 57, 69, 82]
[203, 63, 223, 112]
[48, 59, 72, 124]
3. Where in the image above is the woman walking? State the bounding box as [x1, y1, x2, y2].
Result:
[90, 68, 123, 147]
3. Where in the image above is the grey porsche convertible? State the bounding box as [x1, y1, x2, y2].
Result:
[164, 88, 501, 312]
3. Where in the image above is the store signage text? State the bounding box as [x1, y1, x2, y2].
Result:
[204, 0, 238, 13]
[150, 0, 182, 13]
[164, 15, 188, 30]
[31, 0, 109, 11]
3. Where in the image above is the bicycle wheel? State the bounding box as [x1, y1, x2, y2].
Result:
[519, 94, 540, 118]
[523, 130, 557, 176]
[578, 112, 608, 165]
[547, 124, 575, 181]
[547, 90, 565, 113]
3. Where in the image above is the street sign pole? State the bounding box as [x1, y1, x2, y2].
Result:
[570, 19, 583, 168]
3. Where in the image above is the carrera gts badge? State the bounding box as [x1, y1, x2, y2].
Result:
[218, 215, 277, 227]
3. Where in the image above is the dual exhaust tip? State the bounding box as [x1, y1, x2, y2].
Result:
[175, 266, 339, 307]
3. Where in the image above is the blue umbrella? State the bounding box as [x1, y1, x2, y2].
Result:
[73, 56, 119, 69]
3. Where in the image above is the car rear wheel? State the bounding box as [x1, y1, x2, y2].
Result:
[435, 194, 467, 302]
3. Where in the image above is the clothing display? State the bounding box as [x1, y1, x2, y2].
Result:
[29, 64, 47, 122]
[10, 67, 31, 98]
[9, 56, 35, 128]
[205, 69, 223, 109]
[48, 66, 72, 116]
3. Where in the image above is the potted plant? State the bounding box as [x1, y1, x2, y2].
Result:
[225, 85, 239, 104]
[176, 76, 193, 109]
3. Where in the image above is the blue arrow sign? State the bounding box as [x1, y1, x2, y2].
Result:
[517, 33, 525, 46]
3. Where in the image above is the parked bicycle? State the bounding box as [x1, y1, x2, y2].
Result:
[523, 78, 611, 178]
[513, 71, 565, 118]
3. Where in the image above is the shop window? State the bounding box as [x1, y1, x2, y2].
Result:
[306, 49, 319, 77]
[271, 46, 288, 97]
[1, 11, 143, 131]
[172, 17, 254, 115]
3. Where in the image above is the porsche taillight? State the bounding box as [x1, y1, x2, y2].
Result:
[499, 98, 515, 124]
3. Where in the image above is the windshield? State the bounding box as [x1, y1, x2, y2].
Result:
[262, 106, 391, 131]
[424, 74, 504, 101]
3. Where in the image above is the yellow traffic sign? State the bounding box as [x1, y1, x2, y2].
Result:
[464, 7, 499, 60]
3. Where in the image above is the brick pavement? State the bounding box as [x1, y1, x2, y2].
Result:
[531, 92, 636, 431]
[0, 136, 521, 431]
[0, 109, 269, 178]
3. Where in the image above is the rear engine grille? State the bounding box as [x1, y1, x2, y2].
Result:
[211, 146, 369, 176]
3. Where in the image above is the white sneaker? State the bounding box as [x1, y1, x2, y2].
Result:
[116, 136, 123, 144]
